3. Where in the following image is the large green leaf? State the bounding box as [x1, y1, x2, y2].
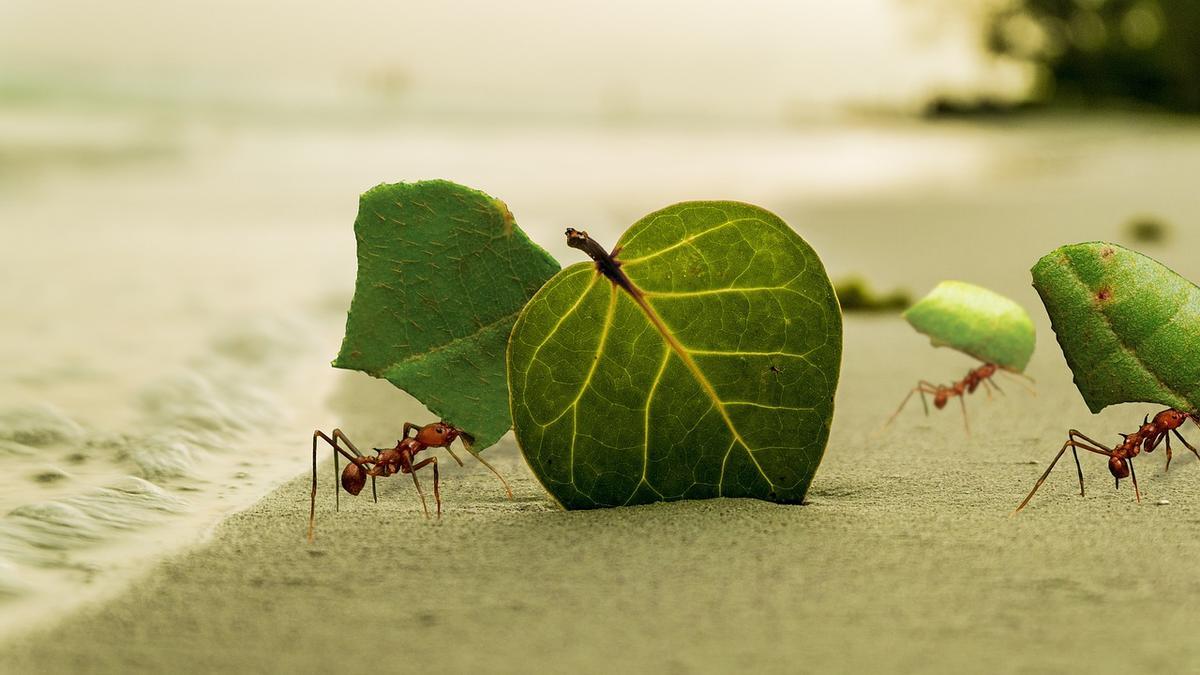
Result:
[903, 281, 1035, 372]
[1032, 241, 1200, 414]
[507, 201, 842, 509]
[333, 180, 560, 449]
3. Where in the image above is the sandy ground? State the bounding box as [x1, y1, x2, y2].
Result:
[5, 310, 1200, 674]
[5, 112, 1200, 673]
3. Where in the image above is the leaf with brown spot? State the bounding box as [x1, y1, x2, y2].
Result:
[1032, 241, 1200, 413]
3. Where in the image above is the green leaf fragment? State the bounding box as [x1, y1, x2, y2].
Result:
[903, 281, 1035, 372]
[1031, 241, 1200, 414]
[333, 180, 560, 450]
[507, 201, 843, 509]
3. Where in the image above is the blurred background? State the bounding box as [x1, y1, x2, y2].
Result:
[2, 0, 1200, 632]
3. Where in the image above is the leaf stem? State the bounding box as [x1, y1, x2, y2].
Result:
[563, 227, 774, 491]
[565, 228, 638, 296]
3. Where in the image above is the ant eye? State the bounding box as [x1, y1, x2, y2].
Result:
[436, 426, 446, 435]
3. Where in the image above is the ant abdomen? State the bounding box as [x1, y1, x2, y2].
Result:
[342, 462, 367, 496]
[1108, 456, 1130, 480]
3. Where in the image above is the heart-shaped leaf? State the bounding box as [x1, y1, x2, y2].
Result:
[1032, 241, 1200, 413]
[903, 281, 1035, 372]
[507, 201, 842, 509]
[333, 180, 560, 449]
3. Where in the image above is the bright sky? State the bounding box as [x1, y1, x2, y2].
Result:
[0, 0, 1013, 120]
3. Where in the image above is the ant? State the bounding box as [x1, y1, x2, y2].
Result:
[884, 363, 1033, 435]
[1013, 409, 1200, 514]
[308, 421, 513, 541]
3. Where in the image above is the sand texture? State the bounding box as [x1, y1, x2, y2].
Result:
[6, 113, 1200, 673]
[5, 315, 1200, 674]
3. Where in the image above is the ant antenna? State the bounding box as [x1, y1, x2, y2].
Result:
[995, 369, 1037, 396]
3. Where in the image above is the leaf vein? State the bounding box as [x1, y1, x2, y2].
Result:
[620, 217, 764, 266]
[377, 310, 518, 375]
[626, 287, 777, 488]
[625, 346, 672, 506]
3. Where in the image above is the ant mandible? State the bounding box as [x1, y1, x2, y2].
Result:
[1013, 409, 1200, 514]
[308, 421, 513, 541]
[884, 362, 1032, 435]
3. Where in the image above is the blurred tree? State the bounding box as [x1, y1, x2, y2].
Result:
[986, 0, 1200, 111]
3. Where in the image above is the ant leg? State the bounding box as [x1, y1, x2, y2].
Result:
[444, 446, 466, 468]
[325, 430, 378, 504]
[408, 457, 442, 518]
[310, 433, 319, 543]
[987, 376, 1006, 397]
[958, 395, 970, 437]
[1172, 429, 1200, 462]
[1129, 458, 1141, 503]
[1010, 370, 1036, 385]
[1014, 442, 1075, 515]
[311, 430, 368, 541]
[403, 422, 420, 439]
[1012, 431, 1112, 515]
[1162, 432, 1173, 473]
[916, 382, 938, 416]
[432, 458, 441, 517]
[407, 463, 431, 519]
[331, 429, 367, 456]
[329, 430, 366, 503]
[433, 458, 440, 516]
[883, 388, 918, 429]
[883, 382, 938, 430]
[465, 446, 514, 499]
[996, 369, 1037, 397]
[1065, 430, 1115, 497]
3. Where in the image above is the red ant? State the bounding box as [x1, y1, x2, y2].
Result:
[308, 421, 512, 541]
[1013, 409, 1200, 514]
[884, 363, 1032, 435]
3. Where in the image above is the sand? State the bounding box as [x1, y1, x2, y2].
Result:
[6, 111, 1200, 673]
[4, 313, 1200, 674]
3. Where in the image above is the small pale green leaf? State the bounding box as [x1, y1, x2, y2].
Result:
[507, 201, 843, 509]
[903, 281, 1035, 372]
[333, 180, 560, 450]
[1032, 241, 1200, 414]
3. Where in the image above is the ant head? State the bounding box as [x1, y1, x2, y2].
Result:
[1108, 455, 1130, 480]
[415, 421, 462, 448]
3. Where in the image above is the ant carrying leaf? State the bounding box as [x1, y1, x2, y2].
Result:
[883, 281, 1036, 435]
[308, 181, 555, 538]
[308, 421, 512, 541]
[1015, 242, 1200, 512]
